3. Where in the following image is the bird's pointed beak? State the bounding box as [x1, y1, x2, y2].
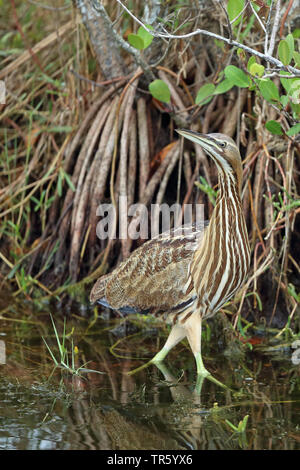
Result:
[176, 129, 217, 154]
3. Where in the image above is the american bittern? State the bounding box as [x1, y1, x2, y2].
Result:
[90, 130, 250, 378]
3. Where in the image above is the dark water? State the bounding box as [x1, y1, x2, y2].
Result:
[0, 305, 299, 450]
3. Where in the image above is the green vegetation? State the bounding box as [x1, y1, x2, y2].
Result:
[226, 414, 249, 433]
[0, 1, 299, 338]
[42, 314, 104, 376]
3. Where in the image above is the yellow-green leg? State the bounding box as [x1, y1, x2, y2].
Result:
[195, 351, 210, 376]
[185, 313, 228, 390]
[127, 324, 186, 376]
[127, 314, 228, 390]
[185, 314, 209, 375]
[152, 324, 186, 363]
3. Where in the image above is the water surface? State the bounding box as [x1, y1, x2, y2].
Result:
[0, 304, 299, 450]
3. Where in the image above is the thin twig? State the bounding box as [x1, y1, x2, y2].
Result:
[27, 0, 70, 10]
[90, 0, 155, 82]
[267, 0, 281, 56]
[116, 0, 300, 77]
[249, 1, 266, 32]
[69, 69, 131, 88]
[279, 0, 294, 37]
[229, 0, 249, 25]
[218, 0, 233, 42]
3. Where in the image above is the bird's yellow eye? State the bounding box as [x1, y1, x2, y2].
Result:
[220, 142, 227, 148]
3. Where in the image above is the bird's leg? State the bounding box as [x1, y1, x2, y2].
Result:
[151, 324, 187, 364]
[127, 324, 186, 376]
[185, 313, 228, 390]
[185, 314, 210, 377]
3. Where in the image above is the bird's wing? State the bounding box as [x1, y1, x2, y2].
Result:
[90, 222, 207, 313]
[90, 272, 111, 303]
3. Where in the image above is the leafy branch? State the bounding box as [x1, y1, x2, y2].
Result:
[117, 0, 300, 77]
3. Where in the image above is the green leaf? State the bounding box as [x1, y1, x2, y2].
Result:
[289, 80, 300, 105]
[237, 48, 246, 60]
[214, 78, 234, 94]
[224, 65, 250, 88]
[227, 0, 245, 26]
[287, 284, 300, 302]
[79, 368, 106, 375]
[286, 123, 300, 136]
[238, 415, 249, 433]
[149, 79, 170, 103]
[195, 176, 217, 206]
[225, 419, 239, 432]
[286, 33, 294, 56]
[62, 171, 75, 192]
[137, 26, 154, 49]
[214, 39, 225, 51]
[240, 13, 255, 40]
[128, 26, 154, 50]
[280, 95, 289, 107]
[195, 83, 215, 105]
[0, 48, 22, 57]
[7, 263, 21, 280]
[265, 120, 283, 135]
[249, 62, 265, 77]
[57, 173, 63, 197]
[280, 75, 300, 104]
[47, 126, 73, 133]
[42, 336, 58, 366]
[293, 51, 300, 67]
[247, 56, 256, 72]
[292, 28, 300, 39]
[128, 33, 145, 50]
[278, 39, 292, 66]
[291, 102, 300, 119]
[280, 72, 293, 93]
[258, 79, 280, 102]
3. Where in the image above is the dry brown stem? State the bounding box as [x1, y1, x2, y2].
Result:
[141, 142, 179, 206]
[119, 80, 139, 259]
[137, 98, 150, 201]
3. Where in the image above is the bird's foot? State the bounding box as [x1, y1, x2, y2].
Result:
[127, 347, 170, 376]
[204, 373, 228, 390]
[151, 347, 170, 364]
[195, 352, 228, 390]
[127, 360, 153, 376]
[195, 352, 210, 376]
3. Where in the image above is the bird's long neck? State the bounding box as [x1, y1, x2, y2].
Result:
[190, 169, 250, 314]
[215, 170, 242, 218]
[203, 170, 248, 266]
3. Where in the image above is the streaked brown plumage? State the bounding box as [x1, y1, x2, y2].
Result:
[90, 130, 251, 377]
